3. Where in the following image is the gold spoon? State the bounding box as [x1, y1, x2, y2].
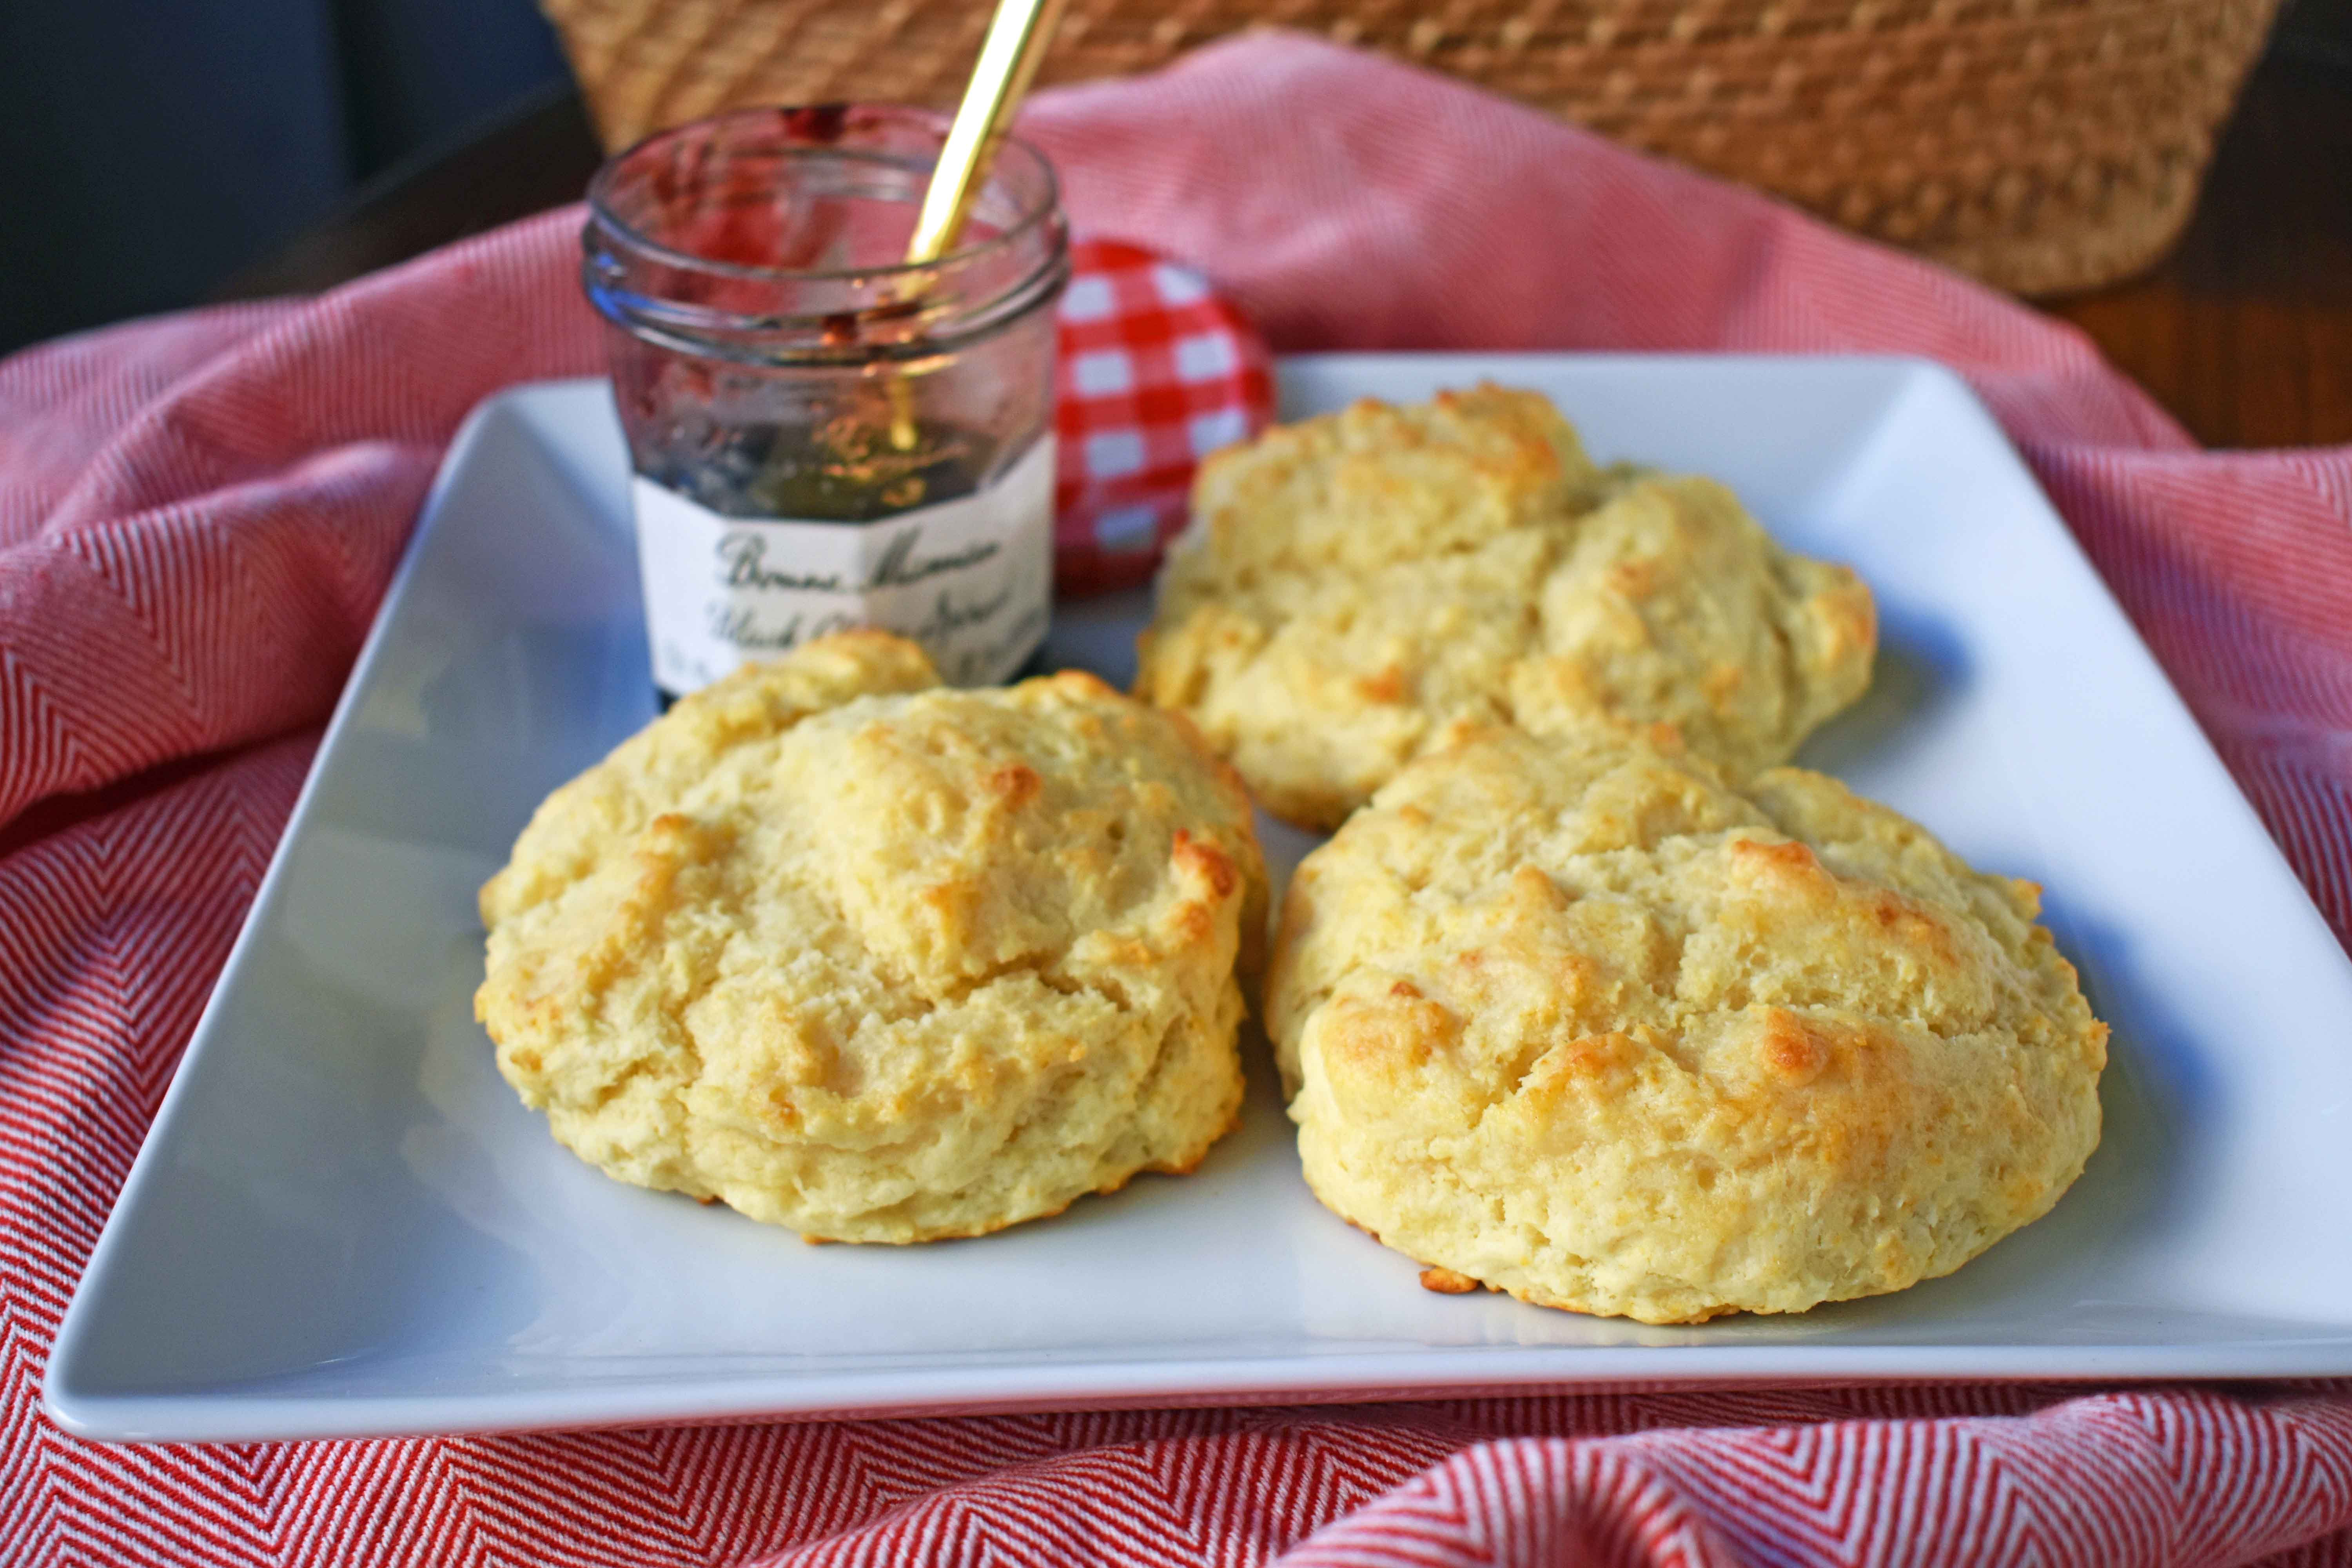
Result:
[887, 0, 1070, 450]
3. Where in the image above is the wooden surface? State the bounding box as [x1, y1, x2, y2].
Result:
[214, 16, 2352, 450]
[2049, 17, 2352, 450]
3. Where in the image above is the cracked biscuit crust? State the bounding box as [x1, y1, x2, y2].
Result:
[477, 631, 1267, 1243]
[1266, 725, 2106, 1323]
[1134, 384, 1877, 829]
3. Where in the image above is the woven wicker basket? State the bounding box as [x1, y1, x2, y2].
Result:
[539, 0, 2281, 297]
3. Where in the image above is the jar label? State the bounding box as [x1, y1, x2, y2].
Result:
[632, 435, 1054, 693]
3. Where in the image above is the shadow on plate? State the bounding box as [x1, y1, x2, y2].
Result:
[1796, 599, 1971, 779]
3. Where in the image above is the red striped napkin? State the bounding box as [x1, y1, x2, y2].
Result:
[4, 29, 2349, 1568]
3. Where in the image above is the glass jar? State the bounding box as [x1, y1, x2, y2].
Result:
[584, 105, 1070, 698]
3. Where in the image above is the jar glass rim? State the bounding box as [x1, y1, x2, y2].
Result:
[584, 104, 1062, 286]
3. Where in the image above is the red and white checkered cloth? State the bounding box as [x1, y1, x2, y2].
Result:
[4, 30, 2351, 1568]
[1055, 238, 1274, 592]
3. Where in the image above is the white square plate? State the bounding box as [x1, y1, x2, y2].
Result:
[48, 356, 2352, 1443]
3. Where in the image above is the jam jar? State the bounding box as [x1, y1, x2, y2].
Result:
[584, 105, 1069, 699]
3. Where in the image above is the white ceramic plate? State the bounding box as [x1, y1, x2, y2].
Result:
[47, 356, 2352, 1444]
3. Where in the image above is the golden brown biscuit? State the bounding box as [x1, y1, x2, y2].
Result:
[1135, 385, 1876, 829]
[477, 631, 1267, 1243]
[1266, 724, 2106, 1323]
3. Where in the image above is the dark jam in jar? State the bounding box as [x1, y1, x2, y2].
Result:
[646, 416, 997, 524]
[587, 105, 1068, 704]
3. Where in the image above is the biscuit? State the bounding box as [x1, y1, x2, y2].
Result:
[477, 631, 1267, 1243]
[1135, 385, 1877, 829]
[1266, 724, 2106, 1323]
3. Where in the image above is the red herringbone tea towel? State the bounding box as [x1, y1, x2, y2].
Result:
[5, 30, 2352, 1568]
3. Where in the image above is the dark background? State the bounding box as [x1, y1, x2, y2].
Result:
[0, 0, 569, 354]
[2, 0, 2347, 368]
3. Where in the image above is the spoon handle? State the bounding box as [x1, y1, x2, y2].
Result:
[906, 0, 1071, 266]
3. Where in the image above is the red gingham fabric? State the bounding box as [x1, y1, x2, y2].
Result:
[1054, 238, 1275, 592]
[4, 30, 2351, 1567]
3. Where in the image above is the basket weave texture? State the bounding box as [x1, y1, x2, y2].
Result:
[540, 0, 2281, 297]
